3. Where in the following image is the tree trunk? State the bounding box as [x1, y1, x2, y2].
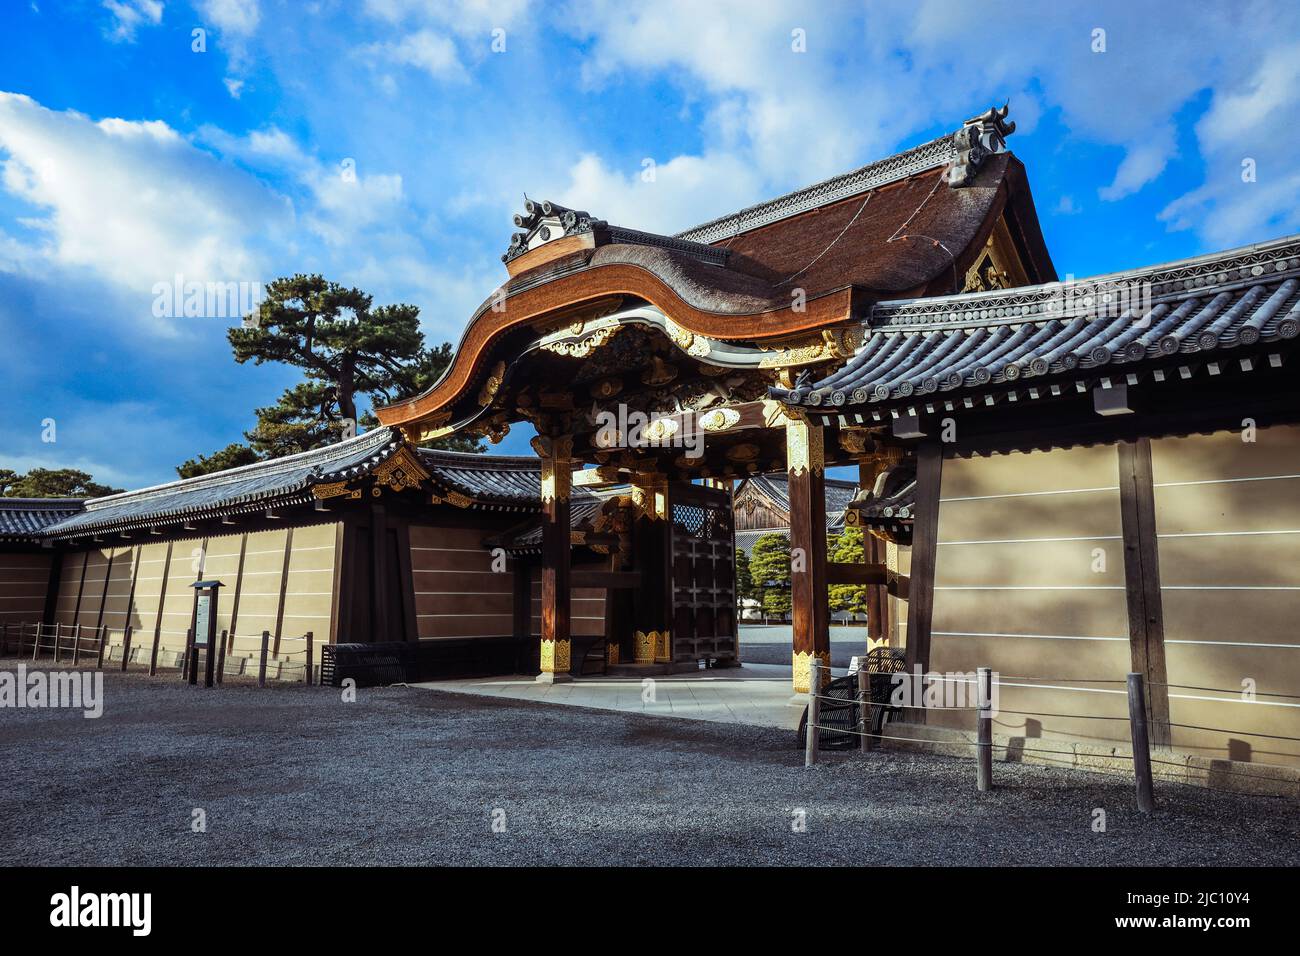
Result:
[339, 354, 356, 428]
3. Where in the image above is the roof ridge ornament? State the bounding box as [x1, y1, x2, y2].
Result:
[504, 197, 603, 264]
[946, 103, 1015, 188]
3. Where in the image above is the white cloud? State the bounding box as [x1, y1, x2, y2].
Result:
[365, 29, 467, 83]
[1159, 42, 1300, 246]
[101, 0, 163, 42]
[556, 151, 763, 235]
[568, 0, 1300, 247]
[196, 0, 260, 35]
[0, 93, 288, 301]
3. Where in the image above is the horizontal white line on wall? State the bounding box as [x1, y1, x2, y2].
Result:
[934, 630, 1126, 642]
[1158, 529, 1300, 539]
[411, 547, 487, 553]
[1154, 473, 1300, 489]
[1166, 638, 1300, 649]
[414, 592, 509, 596]
[941, 485, 1118, 503]
[1162, 585, 1300, 591]
[413, 569, 498, 574]
[934, 585, 1125, 591]
[416, 635, 514, 640]
[417, 613, 513, 619]
[939, 535, 1122, 546]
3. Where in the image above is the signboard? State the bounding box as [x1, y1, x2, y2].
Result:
[194, 592, 212, 647]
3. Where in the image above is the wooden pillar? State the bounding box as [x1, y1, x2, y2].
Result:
[1117, 439, 1171, 747]
[630, 471, 671, 666]
[535, 436, 572, 683]
[855, 456, 893, 650]
[787, 417, 829, 694]
[904, 440, 943, 682]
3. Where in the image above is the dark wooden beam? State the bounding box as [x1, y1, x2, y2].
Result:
[1117, 439, 1171, 747]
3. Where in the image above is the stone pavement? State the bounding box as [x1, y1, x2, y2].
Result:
[411, 662, 817, 730]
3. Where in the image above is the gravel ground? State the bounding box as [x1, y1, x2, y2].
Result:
[2, 660, 1298, 866]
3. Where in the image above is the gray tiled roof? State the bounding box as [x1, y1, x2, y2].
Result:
[0, 498, 85, 541]
[42, 427, 404, 539]
[776, 233, 1300, 414]
[417, 448, 547, 507]
[740, 473, 859, 522]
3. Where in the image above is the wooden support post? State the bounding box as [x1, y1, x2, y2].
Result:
[805, 659, 822, 767]
[304, 631, 314, 685]
[904, 441, 943, 720]
[258, 630, 269, 688]
[121, 625, 133, 672]
[148, 625, 161, 676]
[1127, 672, 1156, 813]
[95, 625, 107, 669]
[203, 630, 216, 689]
[1118, 440, 1171, 748]
[857, 665, 871, 753]
[787, 417, 829, 693]
[216, 630, 227, 685]
[535, 436, 573, 683]
[53, 622, 63, 663]
[976, 666, 993, 792]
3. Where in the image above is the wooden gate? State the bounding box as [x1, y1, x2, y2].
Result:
[669, 483, 739, 666]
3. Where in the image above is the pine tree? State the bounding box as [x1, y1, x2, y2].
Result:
[828, 527, 869, 618]
[749, 532, 792, 618]
[178, 276, 482, 477]
[1, 468, 122, 498]
[734, 548, 756, 604]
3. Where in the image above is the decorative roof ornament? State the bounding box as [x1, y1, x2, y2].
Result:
[946, 103, 1016, 188]
[503, 196, 603, 264]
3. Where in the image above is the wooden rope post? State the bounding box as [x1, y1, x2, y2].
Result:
[1127, 672, 1156, 813]
[805, 659, 822, 767]
[976, 666, 993, 792]
[215, 629, 227, 686]
[121, 625, 133, 672]
[857, 664, 871, 753]
[182, 628, 194, 682]
[33, 623, 43, 661]
[148, 626, 161, 676]
[304, 631, 314, 685]
[53, 622, 63, 663]
[96, 625, 107, 670]
[258, 630, 269, 688]
[73, 623, 84, 666]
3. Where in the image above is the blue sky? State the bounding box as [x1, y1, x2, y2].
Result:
[1, 0, 1299, 489]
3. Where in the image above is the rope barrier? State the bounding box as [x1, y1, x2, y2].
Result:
[1165, 722, 1300, 743]
[994, 709, 1130, 721]
[808, 723, 1133, 763]
[1150, 681, 1300, 701]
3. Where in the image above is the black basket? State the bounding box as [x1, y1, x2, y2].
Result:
[796, 648, 906, 750]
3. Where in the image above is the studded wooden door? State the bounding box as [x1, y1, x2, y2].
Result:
[669, 483, 738, 666]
